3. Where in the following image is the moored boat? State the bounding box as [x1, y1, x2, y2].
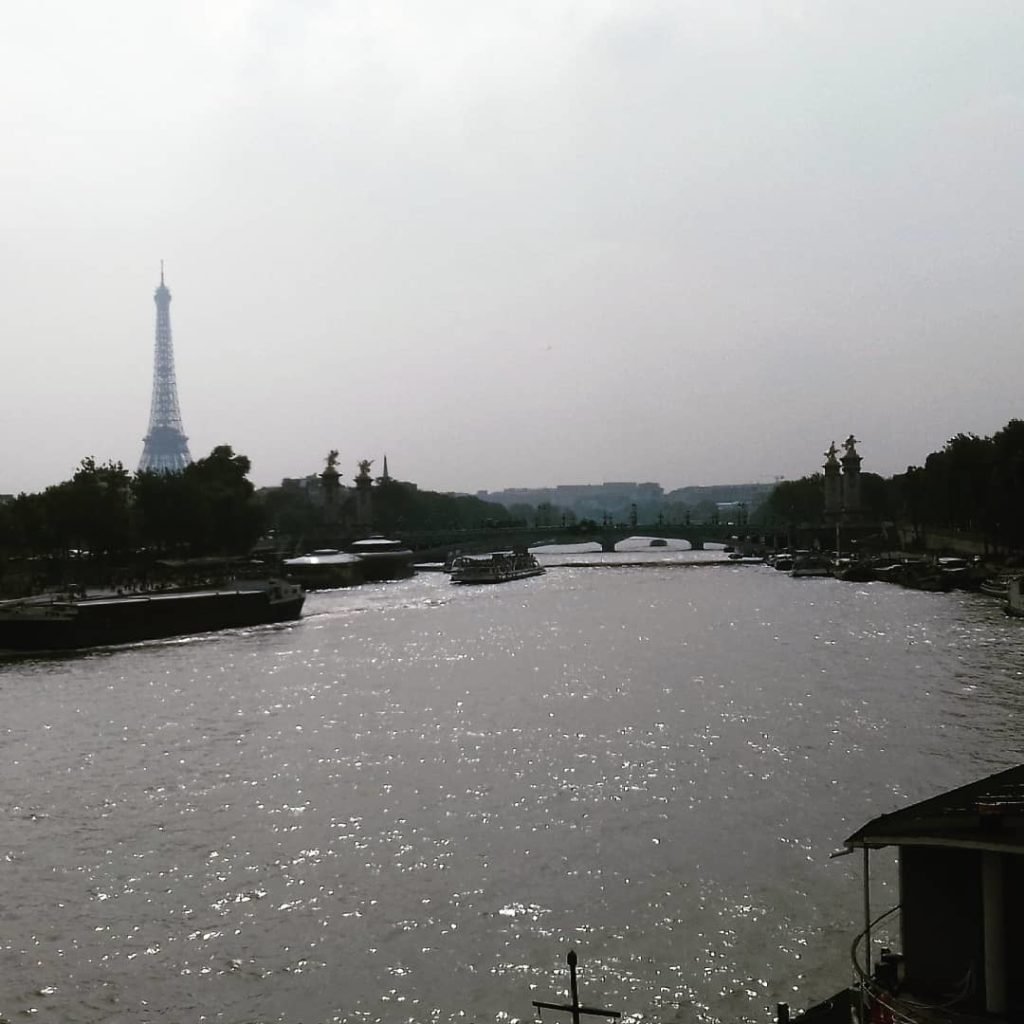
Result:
[899, 560, 951, 592]
[449, 549, 545, 584]
[790, 554, 832, 577]
[870, 562, 906, 584]
[345, 536, 416, 581]
[980, 576, 1012, 598]
[869, 559, 950, 591]
[282, 549, 364, 589]
[0, 578, 305, 653]
[936, 556, 987, 591]
[834, 560, 875, 582]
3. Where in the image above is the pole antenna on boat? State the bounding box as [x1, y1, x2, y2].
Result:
[532, 950, 621, 1024]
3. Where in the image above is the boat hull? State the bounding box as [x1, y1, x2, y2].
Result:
[451, 567, 546, 584]
[355, 554, 416, 581]
[790, 556, 832, 577]
[980, 578, 1010, 598]
[283, 550, 365, 590]
[0, 582, 304, 652]
[346, 538, 416, 581]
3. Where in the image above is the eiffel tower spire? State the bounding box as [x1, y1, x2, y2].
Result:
[138, 264, 192, 473]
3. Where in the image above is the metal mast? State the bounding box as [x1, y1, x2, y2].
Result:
[138, 263, 192, 473]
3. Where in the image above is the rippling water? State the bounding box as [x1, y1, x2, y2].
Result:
[2, 557, 1023, 1023]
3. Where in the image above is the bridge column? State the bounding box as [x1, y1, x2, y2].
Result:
[689, 539, 703, 551]
[600, 537, 618, 553]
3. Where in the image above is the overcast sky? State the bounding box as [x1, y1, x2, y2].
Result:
[2, 1, 1022, 496]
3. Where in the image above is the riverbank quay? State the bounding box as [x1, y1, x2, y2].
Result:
[763, 548, 1022, 598]
[0, 554, 278, 600]
[548, 558, 736, 569]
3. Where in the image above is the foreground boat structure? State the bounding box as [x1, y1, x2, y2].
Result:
[838, 765, 1024, 1022]
[532, 950, 620, 1022]
[1005, 576, 1024, 618]
[0, 578, 305, 652]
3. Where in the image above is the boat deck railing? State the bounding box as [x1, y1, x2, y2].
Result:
[850, 904, 900, 984]
[850, 905, 913, 1023]
[850, 906, 992, 1024]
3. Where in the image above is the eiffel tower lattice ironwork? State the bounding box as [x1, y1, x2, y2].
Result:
[138, 263, 192, 473]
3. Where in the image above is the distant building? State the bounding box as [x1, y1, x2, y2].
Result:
[480, 480, 665, 510]
[715, 501, 749, 525]
[281, 474, 325, 503]
[476, 480, 771, 525]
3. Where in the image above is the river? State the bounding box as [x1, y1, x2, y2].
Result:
[2, 550, 1022, 1023]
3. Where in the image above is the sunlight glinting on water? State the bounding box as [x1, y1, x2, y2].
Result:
[2, 562, 1022, 1022]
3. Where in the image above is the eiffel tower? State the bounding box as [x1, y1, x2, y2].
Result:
[138, 263, 192, 473]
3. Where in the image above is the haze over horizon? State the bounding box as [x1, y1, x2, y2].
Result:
[3, 1, 1022, 498]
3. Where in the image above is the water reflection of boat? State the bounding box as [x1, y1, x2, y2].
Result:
[449, 550, 545, 584]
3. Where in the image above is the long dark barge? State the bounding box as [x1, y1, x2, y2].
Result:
[0, 579, 305, 652]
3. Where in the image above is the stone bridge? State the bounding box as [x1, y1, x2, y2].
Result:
[400, 523, 770, 557]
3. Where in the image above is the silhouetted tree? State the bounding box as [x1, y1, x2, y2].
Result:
[182, 446, 265, 554]
[67, 458, 133, 556]
[758, 474, 824, 528]
[989, 420, 1024, 551]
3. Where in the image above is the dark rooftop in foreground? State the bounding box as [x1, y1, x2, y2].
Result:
[845, 763, 1024, 853]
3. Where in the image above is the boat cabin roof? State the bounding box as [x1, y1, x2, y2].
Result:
[845, 764, 1024, 854]
[284, 552, 361, 566]
[347, 537, 410, 552]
